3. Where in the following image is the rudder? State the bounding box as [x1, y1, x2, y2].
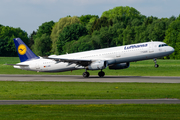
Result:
[13, 38, 39, 62]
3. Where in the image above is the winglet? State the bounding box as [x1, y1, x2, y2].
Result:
[13, 38, 39, 62]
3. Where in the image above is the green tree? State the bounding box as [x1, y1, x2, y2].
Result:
[0, 26, 29, 45]
[29, 31, 36, 49]
[57, 23, 88, 54]
[51, 16, 80, 54]
[86, 17, 98, 33]
[102, 6, 142, 20]
[63, 35, 94, 54]
[117, 28, 124, 46]
[62, 40, 79, 53]
[32, 34, 51, 56]
[147, 19, 166, 41]
[99, 26, 115, 48]
[134, 25, 146, 43]
[78, 36, 93, 52]
[123, 25, 135, 45]
[165, 16, 176, 29]
[89, 16, 113, 34]
[108, 23, 124, 47]
[91, 35, 101, 49]
[32, 21, 54, 56]
[164, 15, 180, 59]
[143, 16, 157, 26]
[79, 15, 99, 26]
[34, 21, 54, 39]
[131, 18, 143, 26]
[0, 26, 29, 56]
[0, 39, 8, 56]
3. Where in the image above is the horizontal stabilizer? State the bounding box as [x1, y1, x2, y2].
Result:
[5, 64, 29, 67]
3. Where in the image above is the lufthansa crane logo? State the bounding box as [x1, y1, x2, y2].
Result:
[18, 44, 27, 55]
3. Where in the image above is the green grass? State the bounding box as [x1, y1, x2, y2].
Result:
[1, 57, 180, 120]
[0, 57, 180, 76]
[0, 82, 179, 100]
[0, 104, 180, 120]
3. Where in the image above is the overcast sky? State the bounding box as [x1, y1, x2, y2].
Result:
[0, 0, 180, 35]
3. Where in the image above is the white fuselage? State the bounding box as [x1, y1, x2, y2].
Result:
[14, 41, 174, 72]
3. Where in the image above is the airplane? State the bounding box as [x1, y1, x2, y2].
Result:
[11, 38, 174, 78]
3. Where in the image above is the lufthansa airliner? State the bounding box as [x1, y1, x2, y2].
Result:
[11, 38, 174, 78]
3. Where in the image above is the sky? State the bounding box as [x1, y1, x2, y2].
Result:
[0, 0, 180, 35]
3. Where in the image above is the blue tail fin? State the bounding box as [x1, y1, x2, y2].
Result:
[13, 38, 39, 62]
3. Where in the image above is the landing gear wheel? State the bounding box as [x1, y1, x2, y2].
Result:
[83, 72, 90, 78]
[98, 71, 105, 77]
[154, 64, 159, 68]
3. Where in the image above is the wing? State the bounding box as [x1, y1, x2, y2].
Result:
[48, 56, 93, 66]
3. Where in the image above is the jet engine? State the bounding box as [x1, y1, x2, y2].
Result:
[109, 62, 130, 70]
[88, 60, 108, 70]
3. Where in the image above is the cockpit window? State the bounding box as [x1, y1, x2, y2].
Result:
[159, 44, 168, 47]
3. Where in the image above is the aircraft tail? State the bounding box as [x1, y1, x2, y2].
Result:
[13, 38, 39, 62]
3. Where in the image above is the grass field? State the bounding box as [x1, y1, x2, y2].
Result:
[1, 57, 180, 119]
[0, 57, 180, 76]
[0, 81, 179, 120]
[0, 81, 179, 100]
[0, 104, 180, 120]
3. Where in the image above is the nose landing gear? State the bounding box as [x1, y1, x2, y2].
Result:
[153, 58, 159, 68]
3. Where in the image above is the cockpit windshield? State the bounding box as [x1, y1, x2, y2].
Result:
[159, 44, 168, 47]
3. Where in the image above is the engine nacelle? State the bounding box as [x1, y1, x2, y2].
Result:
[109, 62, 130, 70]
[88, 61, 108, 70]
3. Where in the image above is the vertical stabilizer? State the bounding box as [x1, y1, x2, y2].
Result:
[13, 38, 39, 62]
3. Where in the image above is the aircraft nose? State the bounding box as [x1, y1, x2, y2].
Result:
[170, 47, 175, 53]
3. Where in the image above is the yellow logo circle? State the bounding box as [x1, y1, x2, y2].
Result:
[18, 44, 27, 55]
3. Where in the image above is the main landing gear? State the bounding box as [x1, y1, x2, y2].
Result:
[83, 69, 105, 78]
[98, 70, 105, 77]
[153, 58, 159, 68]
[83, 69, 90, 78]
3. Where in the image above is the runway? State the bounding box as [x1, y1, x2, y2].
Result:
[0, 99, 180, 105]
[0, 75, 180, 83]
[0, 75, 180, 105]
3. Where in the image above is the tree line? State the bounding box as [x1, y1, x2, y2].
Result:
[0, 6, 180, 59]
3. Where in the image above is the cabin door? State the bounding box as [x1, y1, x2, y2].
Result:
[149, 43, 154, 53]
[35, 62, 40, 70]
